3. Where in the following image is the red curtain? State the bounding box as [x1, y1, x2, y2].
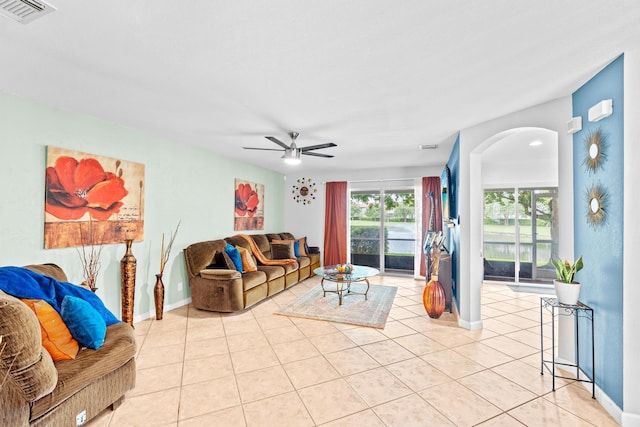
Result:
[420, 176, 443, 277]
[323, 181, 347, 266]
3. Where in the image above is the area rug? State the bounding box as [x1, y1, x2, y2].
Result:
[276, 283, 397, 329]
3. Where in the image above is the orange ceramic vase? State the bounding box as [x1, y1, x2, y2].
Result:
[423, 274, 445, 319]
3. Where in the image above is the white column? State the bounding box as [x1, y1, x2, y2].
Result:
[557, 94, 576, 364]
[623, 50, 640, 427]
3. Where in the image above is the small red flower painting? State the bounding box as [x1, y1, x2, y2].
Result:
[234, 179, 264, 230]
[44, 147, 145, 249]
[235, 182, 259, 217]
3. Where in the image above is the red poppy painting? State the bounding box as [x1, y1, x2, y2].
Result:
[234, 179, 264, 230]
[44, 147, 145, 249]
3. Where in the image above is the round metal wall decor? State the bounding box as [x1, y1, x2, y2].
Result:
[586, 183, 608, 228]
[292, 177, 317, 205]
[583, 128, 607, 174]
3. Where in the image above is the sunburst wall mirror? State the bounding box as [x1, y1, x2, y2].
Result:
[583, 128, 607, 173]
[292, 177, 317, 205]
[586, 183, 608, 228]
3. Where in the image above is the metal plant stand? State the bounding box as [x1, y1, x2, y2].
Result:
[540, 297, 595, 398]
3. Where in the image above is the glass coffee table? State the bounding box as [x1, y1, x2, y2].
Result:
[313, 265, 380, 305]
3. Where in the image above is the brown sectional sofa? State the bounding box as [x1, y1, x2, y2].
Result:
[183, 232, 321, 312]
[0, 264, 136, 427]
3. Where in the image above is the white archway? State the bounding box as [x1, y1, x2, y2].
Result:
[474, 126, 558, 283]
[455, 97, 573, 329]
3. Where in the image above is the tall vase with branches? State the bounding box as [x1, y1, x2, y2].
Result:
[155, 221, 180, 320]
[77, 220, 103, 292]
[425, 191, 435, 280]
[423, 233, 446, 319]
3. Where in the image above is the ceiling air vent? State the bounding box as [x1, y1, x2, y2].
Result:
[0, 0, 56, 24]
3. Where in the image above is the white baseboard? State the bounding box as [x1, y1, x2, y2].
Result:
[459, 318, 483, 330]
[451, 300, 484, 330]
[590, 382, 622, 425]
[133, 297, 192, 324]
[573, 367, 623, 425]
[622, 411, 640, 427]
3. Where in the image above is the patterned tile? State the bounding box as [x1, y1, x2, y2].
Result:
[100, 280, 615, 427]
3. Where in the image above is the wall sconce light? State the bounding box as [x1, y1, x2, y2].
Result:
[588, 99, 613, 122]
[567, 117, 582, 134]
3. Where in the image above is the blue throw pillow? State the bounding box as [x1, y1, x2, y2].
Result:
[60, 295, 107, 350]
[225, 243, 244, 273]
[294, 240, 300, 257]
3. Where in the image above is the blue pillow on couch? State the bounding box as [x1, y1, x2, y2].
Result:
[61, 295, 107, 350]
[225, 243, 244, 272]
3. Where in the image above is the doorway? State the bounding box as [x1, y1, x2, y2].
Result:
[483, 187, 558, 283]
[349, 189, 416, 274]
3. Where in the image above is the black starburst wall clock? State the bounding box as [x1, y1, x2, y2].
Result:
[292, 177, 317, 205]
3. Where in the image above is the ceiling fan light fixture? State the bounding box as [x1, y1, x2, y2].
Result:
[244, 131, 336, 164]
[283, 148, 301, 165]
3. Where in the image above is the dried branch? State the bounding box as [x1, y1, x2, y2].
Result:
[76, 220, 103, 291]
[429, 234, 444, 277]
[159, 220, 181, 275]
[430, 249, 441, 276]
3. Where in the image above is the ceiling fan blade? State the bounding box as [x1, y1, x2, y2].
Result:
[265, 136, 290, 149]
[243, 147, 285, 151]
[300, 143, 337, 152]
[302, 152, 334, 158]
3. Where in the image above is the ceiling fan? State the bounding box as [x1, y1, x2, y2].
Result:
[243, 132, 337, 164]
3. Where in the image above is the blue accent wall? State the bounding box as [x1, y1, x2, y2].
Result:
[572, 55, 624, 407]
[446, 134, 461, 304]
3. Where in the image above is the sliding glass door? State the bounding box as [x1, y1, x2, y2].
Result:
[350, 189, 416, 274]
[350, 191, 382, 269]
[483, 190, 517, 280]
[521, 188, 558, 281]
[483, 187, 558, 283]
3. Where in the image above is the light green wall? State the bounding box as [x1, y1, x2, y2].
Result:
[0, 91, 285, 321]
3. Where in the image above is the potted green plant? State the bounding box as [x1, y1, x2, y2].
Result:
[551, 256, 584, 305]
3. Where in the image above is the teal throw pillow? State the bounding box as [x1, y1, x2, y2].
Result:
[294, 240, 300, 257]
[60, 295, 107, 350]
[225, 243, 244, 273]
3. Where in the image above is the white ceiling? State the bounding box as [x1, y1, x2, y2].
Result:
[481, 128, 558, 188]
[1, 1, 639, 174]
[483, 128, 558, 167]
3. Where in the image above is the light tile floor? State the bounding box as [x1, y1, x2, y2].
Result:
[88, 276, 617, 426]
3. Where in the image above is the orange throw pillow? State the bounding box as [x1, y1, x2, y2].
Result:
[236, 245, 258, 272]
[297, 237, 308, 256]
[21, 299, 80, 360]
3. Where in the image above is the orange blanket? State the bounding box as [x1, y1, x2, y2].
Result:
[235, 234, 297, 266]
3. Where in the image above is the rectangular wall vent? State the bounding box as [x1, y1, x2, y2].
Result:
[0, 0, 56, 24]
